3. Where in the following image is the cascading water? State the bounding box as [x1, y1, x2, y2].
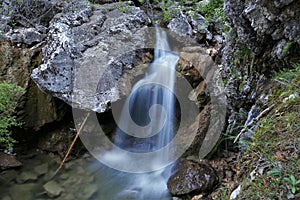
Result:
[89, 26, 180, 199]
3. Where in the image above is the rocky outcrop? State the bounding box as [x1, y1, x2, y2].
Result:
[29, 1, 226, 161]
[167, 159, 219, 197]
[222, 0, 300, 137]
[0, 0, 69, 130]
[223, 0, 300, 74]
[30, 1, 154, 112]
[0, 41, 67, 130]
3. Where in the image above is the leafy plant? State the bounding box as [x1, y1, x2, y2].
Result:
[283, 174, 300, 194]
[198, 0, 225, 22]
[0, 82, 24, 150]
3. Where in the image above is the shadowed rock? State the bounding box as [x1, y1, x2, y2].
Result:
[167, 159, 219, 197]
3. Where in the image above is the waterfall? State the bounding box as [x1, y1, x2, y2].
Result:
[113, 26, 178, 154]
[90, 26, 179, 199]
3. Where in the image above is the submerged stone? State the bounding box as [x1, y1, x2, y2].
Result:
[167, 159, 219, 196]
[80, 184, 98, 199]
[43, 180, 64, 198]
[9, 183, 36, 200]
[16, 171, 38, 183]
[33, 163, 48, 176]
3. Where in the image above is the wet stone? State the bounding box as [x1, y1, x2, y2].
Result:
[80, 183, 98, 199]
[59, 173, 70, 180]
[16, 171, 38, 183]
[1, 196, 12, 200]
[64, 194, 76, 200]
[9, 183, 36, 200]
[116, 189, 140, 200]
[34, 163, 48, 176]
[167, 159, 219, 196]
[43, 180, 64, 198]
[64, 161, 75, 170]
[0, 170, 17, 184]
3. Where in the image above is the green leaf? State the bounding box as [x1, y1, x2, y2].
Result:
[283, 177, 291, 183]
[291, 187, 296, 194]
[290, 174, 296, 184]
[267, 169, 281, 177]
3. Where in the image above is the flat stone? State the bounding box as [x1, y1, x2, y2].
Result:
[16, 171, 38, 183]
[64, 162, 75, 170]
[80, 184, 98, 199]
[9, 183, 36, 200]
[1, 195, 12, 200]
[0, 170, 17, 184]
[59, 173, 70, 180]
[0, 153, 22, 169]
[34, 163, 48, 176]
[63, 194, 76, 200]
[43, 180, 64, 198]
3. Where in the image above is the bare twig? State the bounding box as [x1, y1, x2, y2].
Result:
[53, 112, 91, 176]
[234, 104, 275, 143]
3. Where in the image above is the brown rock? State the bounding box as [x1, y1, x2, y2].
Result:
[0, 153, 22, 169]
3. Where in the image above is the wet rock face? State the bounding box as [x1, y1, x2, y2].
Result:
[167, 159, 219, 197]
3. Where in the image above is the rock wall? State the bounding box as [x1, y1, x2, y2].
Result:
[222, 0, 300, 135]
[0, 0, 69, 130]
[0, 41, 67, 131]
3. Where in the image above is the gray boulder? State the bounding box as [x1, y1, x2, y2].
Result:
[31, 1, 155, 112]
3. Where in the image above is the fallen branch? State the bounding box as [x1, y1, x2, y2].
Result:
[54, 112, 91, 176]
[234, 104, 275, 143]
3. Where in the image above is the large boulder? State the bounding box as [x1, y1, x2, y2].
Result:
[30, 1, 154, 112]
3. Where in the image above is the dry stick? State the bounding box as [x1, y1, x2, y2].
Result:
[234, 104, 275, 143]
[54, 112, 91, 176]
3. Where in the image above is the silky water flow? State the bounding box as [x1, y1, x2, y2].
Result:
[89, 26, 180, 199]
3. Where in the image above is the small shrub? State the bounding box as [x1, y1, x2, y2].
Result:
[0, 82, 24, 150]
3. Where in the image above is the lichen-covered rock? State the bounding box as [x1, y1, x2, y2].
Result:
[167, 159, 219, 196]
[223, 0, 300, 79]
[30, 1, 152, 112]
[167, 12, 193, 35]
[0, 0, 58, 31]
[222, 0, 300, 137]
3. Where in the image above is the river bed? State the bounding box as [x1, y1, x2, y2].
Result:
[0, 150, 173, 200]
